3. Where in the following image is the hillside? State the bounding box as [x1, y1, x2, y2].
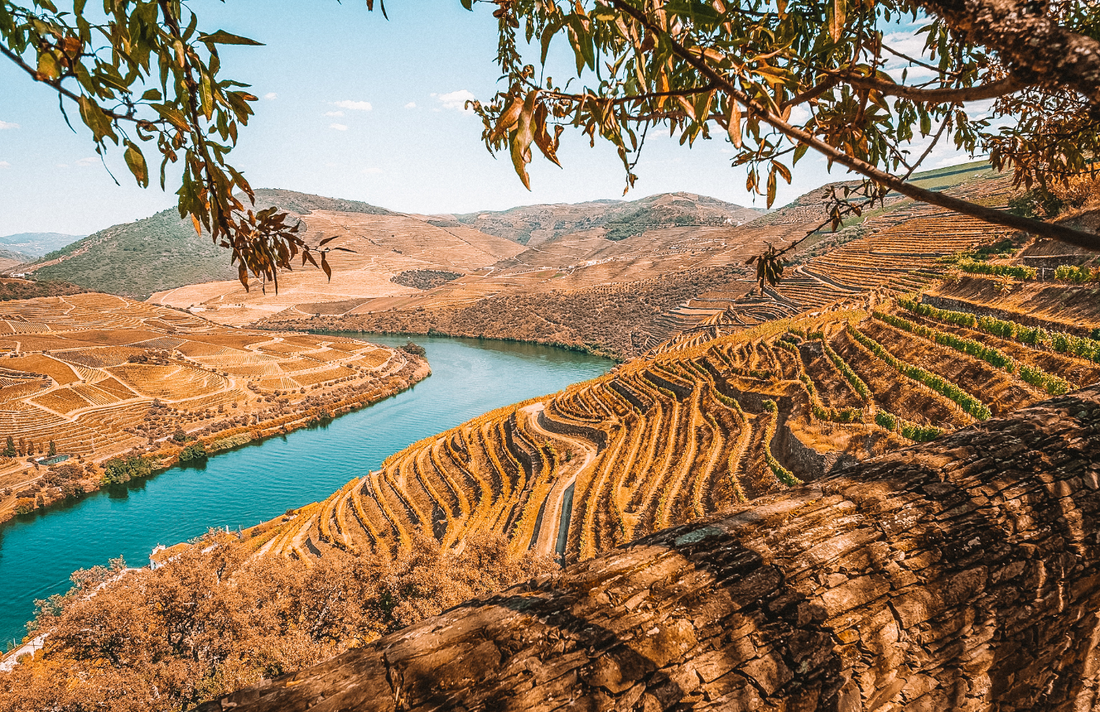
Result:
[28, 208, 239, 298]
[264, 170, 1012, 358]
[23, 190, 398, 300]
[0, 233, 82, 258]
[0, 293, 428, 524]
[147, 192, 779, 328]
[0, 248, 32, 272]
[236, 261, 1100, 568]
[449, 192, 763, 245]
[196, 384, 1100, 712]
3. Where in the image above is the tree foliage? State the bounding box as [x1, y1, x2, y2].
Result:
[0, 531, 551, 712]
[468, 0, 1100, 252]
[2, 0, 1098, 283]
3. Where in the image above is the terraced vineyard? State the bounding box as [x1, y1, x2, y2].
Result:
[0, 293, 428, 520]
[250, 274, 1100, 567]
[659, 175, 1017, 349]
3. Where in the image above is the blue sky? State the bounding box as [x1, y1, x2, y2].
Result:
[0, 1, 974, 236]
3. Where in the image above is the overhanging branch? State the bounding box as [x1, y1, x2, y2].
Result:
[608, 0, 1100, 253]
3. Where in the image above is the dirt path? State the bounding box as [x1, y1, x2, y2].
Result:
[519, 403, 599, 560]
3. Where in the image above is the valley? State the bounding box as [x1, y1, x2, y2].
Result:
[3, 163, 1099, 710]
[242, 273, 1100, 569]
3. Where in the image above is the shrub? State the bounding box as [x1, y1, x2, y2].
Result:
[178, 442, 207, 463]
[1054, 265, 1099, 284]
[954, 260, 1036, 280]
[14, 497, 36, 514]
[101, 455, 154, 485]
[901, 422, 942, 442]
[1007, 188, 1064, 219]
[1019, 364, 1072, 395]
[60, 482, 86, 500]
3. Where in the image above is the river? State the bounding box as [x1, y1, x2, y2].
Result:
[0, 335, 612, 648]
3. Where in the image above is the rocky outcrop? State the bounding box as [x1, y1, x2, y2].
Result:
[196, 385, 1100, 712]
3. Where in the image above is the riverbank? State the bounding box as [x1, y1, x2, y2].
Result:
[0, 335, 612, 646]
[255, 320, 625, 362]
[0, 354, 430, 527]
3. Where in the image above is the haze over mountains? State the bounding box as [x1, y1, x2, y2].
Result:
[0, 232, 82, 258]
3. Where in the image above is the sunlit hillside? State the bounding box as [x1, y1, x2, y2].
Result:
[246, 261, 1100, 566]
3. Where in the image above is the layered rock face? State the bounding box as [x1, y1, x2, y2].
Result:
[197, 385, 1100, 712]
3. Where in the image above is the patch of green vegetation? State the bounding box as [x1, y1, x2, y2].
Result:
[33, 208, 238, 299]
[31, 189, 393, 299]
[101, 455, 155, 485]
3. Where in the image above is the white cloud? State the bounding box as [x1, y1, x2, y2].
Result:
[881, 29, 932, 67]
[935, 153, 979, 168]
[404, 102, 417, 109]
[435, 90, 477, 113]
[0, 161, 10, 168]
[75, 157, 98, 167]
[330, 123, 348, 131]
[264, 92, 278, 100]
[333, 100, 372, 112]
[324, 111, 345, 117]
[788, 104, 811, 126]
[362, 167, 383, 175]
[0, 120, 19, 130]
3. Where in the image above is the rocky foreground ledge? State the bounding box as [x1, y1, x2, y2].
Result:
[196, 385, 1100, 712]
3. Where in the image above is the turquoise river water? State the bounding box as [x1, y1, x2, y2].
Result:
[0, 335, 612, 648]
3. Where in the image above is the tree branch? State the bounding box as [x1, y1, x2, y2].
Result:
[608, 0, 1100, 252]
[838, 72, 1029, 102]
[915, 0, 1100, 105]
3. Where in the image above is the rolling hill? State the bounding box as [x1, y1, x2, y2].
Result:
[23, 190, 399, 300]
[448, 191, 764, 245]
[0, 232, 82, 258]
[0, 247, 32, 271]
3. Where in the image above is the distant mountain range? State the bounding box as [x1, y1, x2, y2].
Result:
[23, 190, 760, 300]
[26, 190, 396, 299]
[447, 192, 763, 245]
[0, 232, 83, 258]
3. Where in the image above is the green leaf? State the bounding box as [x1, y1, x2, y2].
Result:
[124, 141, 149, 188]
[36, 51, 60, 81]
[197, 30, 264, 46]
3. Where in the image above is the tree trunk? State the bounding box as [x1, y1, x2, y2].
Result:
[917, 0, 1100, 105]
[196, 384, 1100, 712]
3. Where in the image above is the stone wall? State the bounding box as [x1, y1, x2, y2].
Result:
[196, 385, 1100, 712]
[643, 368, 694, 399]
[537, 407, 608, 453]
[922, 293, 1095, 338]
[779, 422, 859, 480]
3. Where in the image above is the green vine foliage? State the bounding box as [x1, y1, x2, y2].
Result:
[898, 297, 1100, 364]
[846, 322, 991, 419]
